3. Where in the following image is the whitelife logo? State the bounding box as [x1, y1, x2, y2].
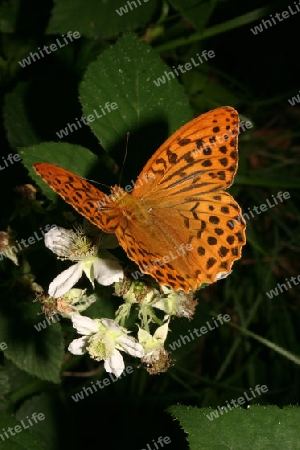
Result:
[18, 31, 81, 68]
[0, 412, 45, 442]
[206, 384, 268, 421]
[34, 294, 97, 331]
[168, 314, 231, 351]
[34, 313, 61, 332]
[0, 341, 7, 351]
[115, 0, 151, 16]
[288, 90, 300, 106]
[95, 170, 155, 210]
[191, 120, 253, 160]
[55, 102, 118, 139]
[141, 435, 171, 450]
[71, 366, 133, 402]
[153, 50, 215, 87]
[132, 243, 193, 282]
[228, 191, 290, 230]
[0, 153, 21, 171]
[266, 274, 300, 299]
[250, 2, 300, 35]
[0, 224, 56, 261]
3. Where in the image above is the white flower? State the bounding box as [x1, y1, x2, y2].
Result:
[45, 226, 124, 298]
[138, 321, 171, 374]
[68, 315, 144, 377]
[44, 226, 74, 258]
[152, 286, 197, 319]
[48, 255, 123, 298]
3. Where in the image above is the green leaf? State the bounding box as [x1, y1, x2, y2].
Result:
[169, 0, 217, 32]
[20, 33, 193, 199]
[19, 142, 99, 201]
[3, 83, 42, 148]
[169, 404, 300, 449]
[47, 0, 160, 38]
[0, 303, 63, 383]
[16, 393, 73, 450]
[1, 360, 36, 405]
[0, 412, 44, 449]
[79, 32, 192, 178]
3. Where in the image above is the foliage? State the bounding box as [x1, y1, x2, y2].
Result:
[0, 0, 299, 449]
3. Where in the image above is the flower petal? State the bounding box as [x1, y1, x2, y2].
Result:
[101, 318, 123, 332]
[81, 259, 96, 287]
[68, 336, 89, 355]
[48, 263, 83, 298]
[44, 226, 72, 257]
[91, 257, 124, 286]
[117, 334, 144, 358]
[71, 314, 99, 335]
[104, 348, 125, 377]
[153, 322, 169, 343]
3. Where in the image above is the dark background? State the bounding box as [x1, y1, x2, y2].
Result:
[0, 0, 300, 448]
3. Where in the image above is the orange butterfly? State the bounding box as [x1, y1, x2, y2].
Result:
[33, 106, 246, 293]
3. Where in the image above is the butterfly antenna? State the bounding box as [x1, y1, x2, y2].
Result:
[80, 132, 129, 189]
[118, 132, 129, 186]
[80, 176, 110, 190]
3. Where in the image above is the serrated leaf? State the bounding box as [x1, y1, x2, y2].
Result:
[16, 393, 72, 450]
[79, 32, 192, 178]
[2, 359, 36, 402]
[0, 303, 63, 383]
[169, 404, 300, 450]
[47, 0, 159, 39]
[3, 83, 42, 148]
[20, 33, 193, 198]
[19, 142, 99, 201]
[0, 412, 45, 449]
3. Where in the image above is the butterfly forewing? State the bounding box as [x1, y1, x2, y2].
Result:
[33, 106, 246, 292]
[132, 106, 239, 200]
[33, 163, 124, 232]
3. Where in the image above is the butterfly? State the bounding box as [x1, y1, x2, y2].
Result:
[33, 106, 246, 293]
